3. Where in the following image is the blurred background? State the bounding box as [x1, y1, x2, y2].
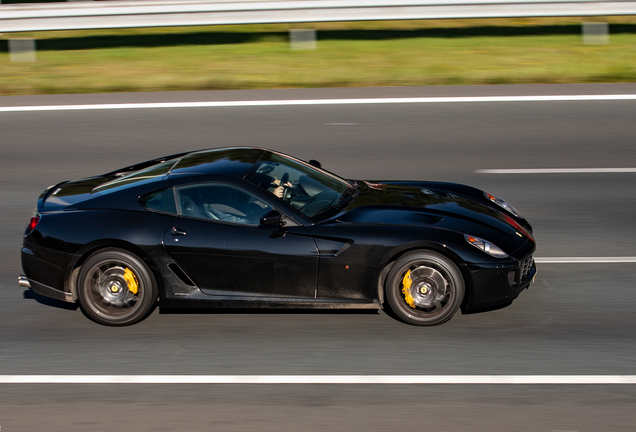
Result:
[1, 0, 636, 95]
[1, 1, 636, 431]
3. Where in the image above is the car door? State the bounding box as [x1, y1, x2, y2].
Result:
[162, 182, 318, 299]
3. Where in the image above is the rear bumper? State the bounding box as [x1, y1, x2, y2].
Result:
[21, 241, 76, 303]
[18, 274, 75, 303]
[462, 257, 536, 312]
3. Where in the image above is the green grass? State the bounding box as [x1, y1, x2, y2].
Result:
[1, 17, 636, 95]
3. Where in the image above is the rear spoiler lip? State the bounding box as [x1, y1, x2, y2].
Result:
[38, 180, 69, 209]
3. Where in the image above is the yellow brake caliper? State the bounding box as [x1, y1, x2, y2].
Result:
[401, 270, 416, 309]
[123, 268, 139, 295]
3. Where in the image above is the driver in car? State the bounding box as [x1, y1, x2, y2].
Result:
[248, 162, 294, 200]
[272, 177, 293, 199]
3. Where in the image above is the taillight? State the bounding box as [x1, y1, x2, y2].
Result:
[25, 213, 40, 235]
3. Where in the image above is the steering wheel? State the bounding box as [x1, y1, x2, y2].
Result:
[279, 173, 295, 202]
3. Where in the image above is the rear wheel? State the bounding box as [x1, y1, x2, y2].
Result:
[385, 250, 464, 326]
[77, 248, 157, 326]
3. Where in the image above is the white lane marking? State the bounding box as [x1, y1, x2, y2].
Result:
[477, 168, 636, 174]
[1, 375, 636, 384]
[535, 257, 636, 264]
[1, 94, 636, 113]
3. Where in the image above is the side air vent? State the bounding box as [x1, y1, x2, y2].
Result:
[168, 263, 196, 286]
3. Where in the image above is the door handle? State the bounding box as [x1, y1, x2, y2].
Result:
[171, 227, 187, 236]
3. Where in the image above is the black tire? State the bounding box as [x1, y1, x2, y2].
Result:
[77, 248, 158, 326]
[385, 250, 464, 326]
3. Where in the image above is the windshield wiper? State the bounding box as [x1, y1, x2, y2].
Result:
[324, 184, 359, 212]
[340, 184, 359, 204]
[309, 183, 360, 219]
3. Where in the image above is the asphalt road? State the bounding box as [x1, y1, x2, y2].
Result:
[1, 84, 636, 432]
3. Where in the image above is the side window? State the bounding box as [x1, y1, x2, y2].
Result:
[139, 188, 177, 214]
[176, 183, 272, 225]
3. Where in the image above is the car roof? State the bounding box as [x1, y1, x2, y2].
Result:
[168, 147, 266, 178]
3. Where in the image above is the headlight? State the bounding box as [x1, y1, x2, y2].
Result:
[484, 192, 523, 219]
[465, 234, 508, 258]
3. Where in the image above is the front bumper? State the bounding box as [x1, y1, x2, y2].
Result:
[462, 256, 537, 312]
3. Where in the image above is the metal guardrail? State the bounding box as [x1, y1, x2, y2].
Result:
[1, 0, 636, 32]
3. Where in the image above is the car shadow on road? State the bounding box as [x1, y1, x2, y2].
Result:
[19, 288, 378, 315]
[22, 288, 78, 311]
[159, 307, 379, 316]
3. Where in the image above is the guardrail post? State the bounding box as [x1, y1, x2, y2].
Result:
[9, 38, 36, 62]
[582, 22, 609, 45]
[289, 29, 316, 50]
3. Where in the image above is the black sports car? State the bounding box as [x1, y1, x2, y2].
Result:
[20, 147, 536, 326]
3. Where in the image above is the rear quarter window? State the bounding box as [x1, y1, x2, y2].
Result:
[139, 188, 177, 215]
[94, 159, 177, 193]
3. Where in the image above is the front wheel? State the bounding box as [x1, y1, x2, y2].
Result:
[77, 248, 158, 326]
[385, 250, 464, 326]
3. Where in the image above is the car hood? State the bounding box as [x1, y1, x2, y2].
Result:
[335, 181, 533, 251]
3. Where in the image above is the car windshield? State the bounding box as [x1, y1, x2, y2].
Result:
[245, 152, 354, 218]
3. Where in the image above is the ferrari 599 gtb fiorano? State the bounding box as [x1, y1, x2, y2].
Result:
[20, 148, 536, 326]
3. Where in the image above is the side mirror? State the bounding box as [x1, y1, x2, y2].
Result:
[309, 159, 322, 169]
[260, 210, 283, 226]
